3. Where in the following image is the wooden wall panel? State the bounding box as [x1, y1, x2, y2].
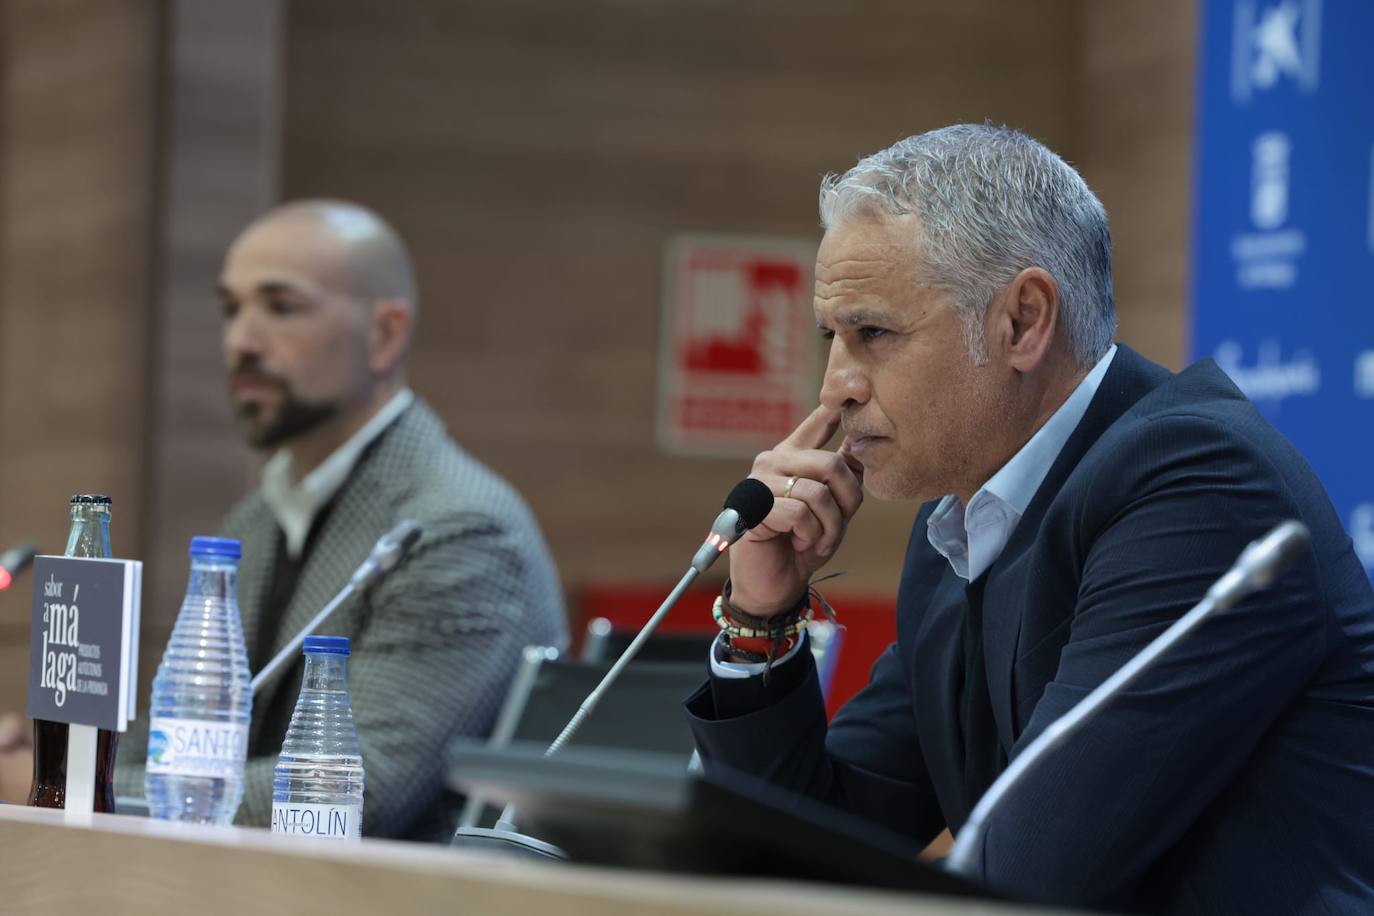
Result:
[0, 0, 159, 710]
[1076, 0, 1197, 371]
[139, 0, 282, 683]
[280, 0, 1081, 600]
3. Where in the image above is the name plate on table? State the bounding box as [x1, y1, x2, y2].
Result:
[25, 556, 142, 731]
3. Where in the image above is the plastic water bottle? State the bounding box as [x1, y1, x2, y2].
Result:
[144, 537, 252, 824]
[271, 636, 364, 840]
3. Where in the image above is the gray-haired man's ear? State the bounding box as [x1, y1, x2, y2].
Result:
[999, 267, 1061, 375]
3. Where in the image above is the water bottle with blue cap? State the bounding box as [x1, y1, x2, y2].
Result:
[271, 635, 365, 840]
[145, 536, 253, 823]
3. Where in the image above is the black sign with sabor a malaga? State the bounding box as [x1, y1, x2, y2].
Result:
[26, 555, 141, 732]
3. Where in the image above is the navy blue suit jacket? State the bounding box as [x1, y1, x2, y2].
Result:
[687, 346, 1374, 914]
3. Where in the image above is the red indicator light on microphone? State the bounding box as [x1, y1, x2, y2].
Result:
[0, 568, 11, 592]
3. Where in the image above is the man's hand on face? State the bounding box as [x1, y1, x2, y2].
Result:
[727, 405, 865, 618]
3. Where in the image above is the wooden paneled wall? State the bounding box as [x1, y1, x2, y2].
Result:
[140, 0, 283, 681]
[1078, 0, 1197, 371]
[0, 0, 160, 707]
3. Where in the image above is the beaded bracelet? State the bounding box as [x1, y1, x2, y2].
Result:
[712, 593, 812, 659]
[712, 575, 844, 674]
[711, 593, 813, 639]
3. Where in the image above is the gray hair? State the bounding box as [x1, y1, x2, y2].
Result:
[818, 124, 1116, 367]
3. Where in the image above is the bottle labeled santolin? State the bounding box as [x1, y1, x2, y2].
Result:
[27, 494, 119, 811]
[271, 637, 365, 840]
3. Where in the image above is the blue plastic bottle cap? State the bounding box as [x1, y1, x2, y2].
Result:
[303, 635, 350, 656]
[190, 536, 242, 559]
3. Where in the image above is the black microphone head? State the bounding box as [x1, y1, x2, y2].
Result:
[724, 478, 774, 531]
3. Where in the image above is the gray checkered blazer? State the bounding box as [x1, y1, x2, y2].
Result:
[116, 399, 567, 840]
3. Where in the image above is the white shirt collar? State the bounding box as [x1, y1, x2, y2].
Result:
[928, 345, 1117, 581]
[261, 388, 414, 558]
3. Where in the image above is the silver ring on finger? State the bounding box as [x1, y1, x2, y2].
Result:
[781, 476, 800, 500]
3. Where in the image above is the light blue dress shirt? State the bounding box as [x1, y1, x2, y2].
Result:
[714, 344, 1118, 678]
[928, 344, 1117, 581]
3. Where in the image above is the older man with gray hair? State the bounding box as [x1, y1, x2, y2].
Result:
[686, 124, 1374, 913]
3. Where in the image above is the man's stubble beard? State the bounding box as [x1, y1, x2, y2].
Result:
[864, 447, 950, 504]
[235, 390, 339, 451]
[869, 370, 1010, 505]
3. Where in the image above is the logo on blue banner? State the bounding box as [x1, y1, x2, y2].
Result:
[1351, 504, 1374, 572]
[1230, 0, 1322, 103]
[1355, 351, 1374, 399]
[1194, 0, 1374, 579]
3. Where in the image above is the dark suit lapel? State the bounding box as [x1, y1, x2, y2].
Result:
[981, 345, 1172, 750]
[907, 557, 980, 825]
[978, 557, 1029, 755]
[255, 518, 367, 709]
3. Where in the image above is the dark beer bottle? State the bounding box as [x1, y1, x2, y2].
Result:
[27, 494, 119, 812]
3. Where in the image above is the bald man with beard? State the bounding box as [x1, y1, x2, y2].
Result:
[110, 200, 568, 840]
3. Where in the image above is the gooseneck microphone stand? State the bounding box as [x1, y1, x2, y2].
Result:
[250, 520, 422, 695]
[453, 479, 775, 857]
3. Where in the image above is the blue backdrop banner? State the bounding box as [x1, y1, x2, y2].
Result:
[1192, 0, 1374, 578]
